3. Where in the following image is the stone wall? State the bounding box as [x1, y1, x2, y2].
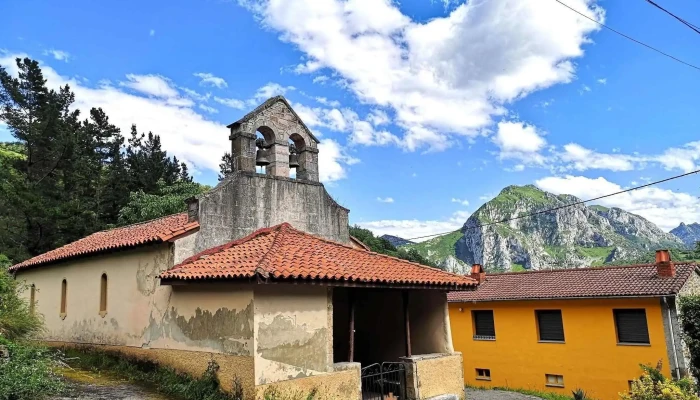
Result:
[193, 172, 349, 253]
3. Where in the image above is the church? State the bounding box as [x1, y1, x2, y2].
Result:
[11, 97, 474, 400]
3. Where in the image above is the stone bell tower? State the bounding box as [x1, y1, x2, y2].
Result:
[188, 96, 350, 253]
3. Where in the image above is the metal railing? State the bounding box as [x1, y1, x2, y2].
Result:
[360, 362, 407, 400]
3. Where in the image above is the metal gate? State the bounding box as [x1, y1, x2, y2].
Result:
[360, 362, 407, 400]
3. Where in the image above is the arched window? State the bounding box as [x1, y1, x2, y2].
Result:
[60, 279, 67, 318]
[29, 284, 36, 315]
[99, 273, 108, 317]
[288, 133, 306, 179]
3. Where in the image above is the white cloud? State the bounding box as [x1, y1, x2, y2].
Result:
[0, 53, 354, 184]
[377, 197, 395, 203]
[451, 198, 469, 206]
[493, 121, 548, 165]
[315, 96, 340, 107]
[120, 74, 180, 98]
[242, 0, 603, 151]
[194, 72, 228, 88]
[150, 29, 156, 36]
[655, 141, 700, 173]
[214, 96, 246, 109]
[559, 143, 638, 171]
[44, 49, 70, 62]
[251, 82, 295, 103]
[182, 87, 211, 102]
[579, 84, 591, 94]
[367, 109, 390, 126]
[597, 78, 607, 84]
[312, 75, 329, 84]
[198, 104, 219, 114]
[358, 210, 468, 242]
[317, 139, 359, 182]
[535, 175, 700, 231]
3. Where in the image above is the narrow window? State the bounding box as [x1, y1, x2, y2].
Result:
[614, 309, 650, 344]
[29, 284, 36, 315]
[545, 374, 564, 387]
[99, 273, 108, 317]
[472, 310, 495, 340]
[60, 279, 67, 318]
[476, 368, 491, 381]
[536, 310, 565, 342]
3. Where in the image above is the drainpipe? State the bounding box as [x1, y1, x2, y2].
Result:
[665, 296, 681, 379]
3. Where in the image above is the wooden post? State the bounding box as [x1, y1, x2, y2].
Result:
[403, 290, 412, 357]
[348, 290, 355, 362]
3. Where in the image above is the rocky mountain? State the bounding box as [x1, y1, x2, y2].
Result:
[404, 185, 684, 272]
[670, 223, 700, 248]
[380, 235, 415, 247]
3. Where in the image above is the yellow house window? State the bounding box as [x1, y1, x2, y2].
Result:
[536, 310, 565, 342]
[99, 273, 108, 317]
[29, 284, 36, 315]
[546, 374, 564, 387]
[476, 368, 491, 381]
[614, 309, 650, 344]
[60, 279, 67, 319]
[472, 310, 496, 340]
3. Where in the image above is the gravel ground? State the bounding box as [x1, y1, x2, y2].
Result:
[466, 388, 544, 400]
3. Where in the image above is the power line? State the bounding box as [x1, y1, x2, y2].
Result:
[553, 0, 700, 72]
[404, 168, 700, 241]
[644, 0, 700, 35]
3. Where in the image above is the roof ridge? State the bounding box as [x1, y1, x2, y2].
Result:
[486, 261, 700, 277]
[100, 212, 186, 233]
[254, 223, 289, 276]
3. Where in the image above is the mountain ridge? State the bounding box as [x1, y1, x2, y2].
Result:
[404, 184, 684, 272]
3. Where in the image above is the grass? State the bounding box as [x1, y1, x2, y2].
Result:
[588, 205, 609, 213]
[62, 347, 243, 400]
[466, 384, 573, 400]
[0, 339, 66, 400]
[511, 263, 527, 272]
[575, 246, 614, 265]
[405, 230, 464, 263]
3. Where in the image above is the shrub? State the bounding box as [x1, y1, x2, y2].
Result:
[0, 268, 43, 340]
[679, 295, 700, 382]
[573, 388, 590, 400]
[0, 339, 65, 400]
[620, 362, 698, 400]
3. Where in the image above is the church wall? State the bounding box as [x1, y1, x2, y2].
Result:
[194, 172, 349, 253]
[253, 285, 333, 385]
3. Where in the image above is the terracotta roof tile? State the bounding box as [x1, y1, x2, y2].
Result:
[10, 213, 199, 271]
[161, 223, 476, 289]
[448, 263, 699, 302]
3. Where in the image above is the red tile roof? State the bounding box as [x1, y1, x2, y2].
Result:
[10, 213, 199, 271]
[160, 223, 477, 289]
[448, 263, 699, 302]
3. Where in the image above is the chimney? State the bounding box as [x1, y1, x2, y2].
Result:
[471, 264, 486, 284]
[186, 197, 199, 223]
[656, 249, 675, 278]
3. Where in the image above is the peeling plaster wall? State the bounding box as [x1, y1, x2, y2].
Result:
[16, 246, 172, 346]
[173, 231, 198, 264]
[254, 285, 332, 385]
[255, 363, 361, 400]
[194, 172, 350, 253]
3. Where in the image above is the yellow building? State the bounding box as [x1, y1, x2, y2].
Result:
[449, 253, 700, 400]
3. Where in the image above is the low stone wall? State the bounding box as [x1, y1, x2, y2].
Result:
[402, 353, 465, 400]
[254, 362, 361, 400]
[45, 341, 255, 399]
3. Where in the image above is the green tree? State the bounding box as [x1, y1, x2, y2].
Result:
[348, 225, 437, 268]
[0, 269, 42, 340]
[218, 152, 233, 181]
[117, 179, 209, 225]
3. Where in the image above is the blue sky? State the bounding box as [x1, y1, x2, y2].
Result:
[1, 0, 700, 239]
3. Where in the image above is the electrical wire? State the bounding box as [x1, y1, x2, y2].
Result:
[403, 168, 700, 241]
[553, 0, 700, 71]
[643, 0, 700, 35]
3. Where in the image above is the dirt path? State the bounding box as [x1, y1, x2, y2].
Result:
[55, 367, 170, 400]
[466, 388, 544, 400]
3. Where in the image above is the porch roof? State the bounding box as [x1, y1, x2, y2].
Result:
[160, 223, 477, 289]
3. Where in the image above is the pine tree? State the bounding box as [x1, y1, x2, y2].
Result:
[218, 152, 233, 181]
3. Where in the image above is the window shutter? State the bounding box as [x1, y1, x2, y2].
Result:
[614, 309, 650, 344]
[473, 310, 495, 337]
[537, 310, 565, 341]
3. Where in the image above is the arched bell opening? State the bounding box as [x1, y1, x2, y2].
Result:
[288, 133, 306, 179]
[255, 127, 275, 174]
